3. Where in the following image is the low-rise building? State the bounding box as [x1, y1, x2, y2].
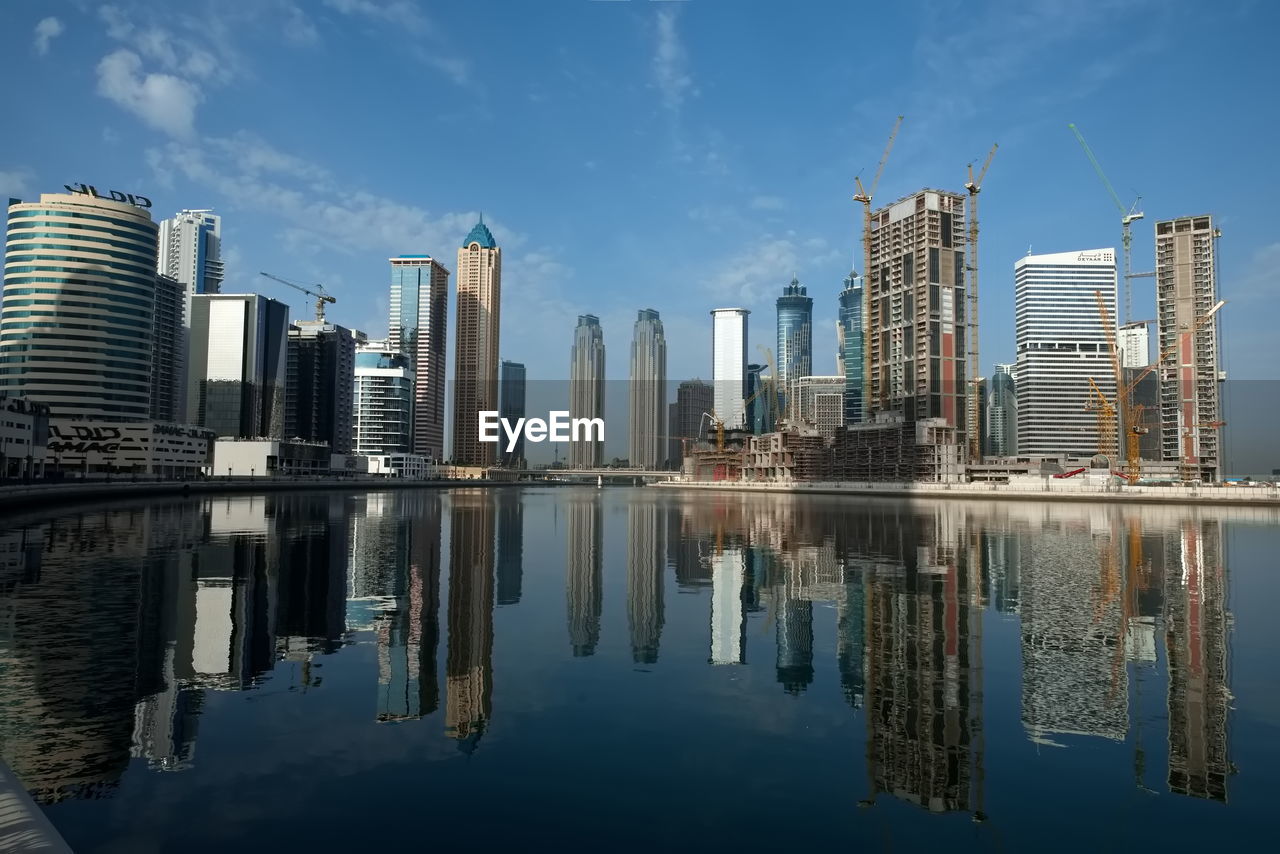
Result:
[45, 420, 213, 478]
[0, 396, 50, 479]
[212, 438, 332, 477]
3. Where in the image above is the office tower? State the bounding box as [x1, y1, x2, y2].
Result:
[793, 375, 844, 436]
[151, 273, 186, 423]
[187, 294, 290, 438]
[158, 209, 223, 300]
[711, 308, 749, 429]
[285, 321, 358, 454]
[626, 499, 665, 664]
[838, 270, 865, 424]
[866, 189, 968, 429]
[2, 191, 159, 420]
[1119, 321, 1150, 369]
[776, 277, 813, 418]
[352, 341, 414, 455]
[745, 363, 772, 434]
[388, 255, 449, 460]
[628, 309, 667, 469]
[710, 547, 746, 664]
[1155, 216, 1222, 482]
[1014, 249, 1118, 457]
[669, 379, 713, 467]
[566, 493, 603, 656]
[569, 314, 605, 467]
[452, 219, 502, 467]
[498, 359, 527, 468]
[495, 490, 523, 605]
[985, 363, 1016, 457]
[445, 492, 495, 750]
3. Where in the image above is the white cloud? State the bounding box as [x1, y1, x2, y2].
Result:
[98, 5, 236, 85]
[323, 0, 431, 34]
[33, 17, 64, 55]
[653, 7, 694, 113]
[749, 195, 787, 212]
[282, 4, 320, 45]
[704, 233, 842, 305]
[0, 168, 34, 199]
[97, 50, 201, 139]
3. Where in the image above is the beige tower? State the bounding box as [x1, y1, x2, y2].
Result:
[452, 217, 502, 466]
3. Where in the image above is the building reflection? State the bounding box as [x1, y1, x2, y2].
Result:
[627, 499, 664, 664]
[709, 547, 746, 665]
[566, 492, 603, 657]
[445, 491, 495, 751]
[496, 491, 524, 606]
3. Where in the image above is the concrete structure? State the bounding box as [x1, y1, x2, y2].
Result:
[452, 219, 502, 467]
[866, 189, 968, 430]
[793, 375, 844, 436]
[628, 309, 666, 469]
[151, 273, 186, 423]
[353, 341, 414, 456]
[1155, 216, 1223, 482]
[569, 315, 605, 468]
[498, 359, 526, 468]
[1119, 321, 1150, 369]
[776, 277, 812, 418]
[286, 321, 358, 455]
[985, 363, 1016, 457]
[1014, 249, 1118, 457]
[212, 438, 332, 477]
[711, 308, 749, 429]
[0, 395, 49, 479]
[838, 270, 865, 424]
[388, 254, 449, 460]
[2, 192, 159, 420]
[361, 453, 429, 479]
[669, 379, 713, 468]
[187, 294, 290, 439]
[45, 420, 212, 478]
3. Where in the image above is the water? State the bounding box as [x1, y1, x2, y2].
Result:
[1, 487, 1277, 852]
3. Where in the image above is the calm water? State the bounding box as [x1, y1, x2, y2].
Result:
[1, 487, 1278, 852]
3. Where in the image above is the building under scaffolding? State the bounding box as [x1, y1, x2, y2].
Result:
[831, 416, 963, 483]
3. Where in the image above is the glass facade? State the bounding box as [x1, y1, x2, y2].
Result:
[499, 360, 526, 467]
[776, 278, 812, 420]
[353, 344, 414, 456]
[838, 271, 865, 425]
[389, 256, 449, 460]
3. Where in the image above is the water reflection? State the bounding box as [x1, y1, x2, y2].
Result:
[0, 488, 1250, 823]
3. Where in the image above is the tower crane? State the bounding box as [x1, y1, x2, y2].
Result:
[964, 143, 998, 464]
[1068, 123, 1144, 325]
[259, 271, 337, 322]
[854, 115, 903, 413]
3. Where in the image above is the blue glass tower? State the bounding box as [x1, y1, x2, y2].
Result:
[838, 270, 865, 425]
[776, 277, 812, 419]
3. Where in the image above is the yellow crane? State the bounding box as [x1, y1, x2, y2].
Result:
[964, 143, 998, 463]
[259, 271, 337, 322]
[854, 115, 903, 413]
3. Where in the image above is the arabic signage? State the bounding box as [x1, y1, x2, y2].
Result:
[63, 182, 152, 209]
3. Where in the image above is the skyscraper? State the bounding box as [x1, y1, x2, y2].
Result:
[352, 341, 414, 456]
[452, 219, 501, 467]
[1014, 249, 1117, 457]
[776, 276, 813, 418]
[711, 308, 749, 429]
[151, 273, 186, 423]
[158, 209, 223, 300]
[285, 321, 358, 454]
[668, 379, 713, 467]
[498, 360, 527, 468]
[628, 309, 666, 469]
[1155, 216, 1222, 482]
[2, 192, 159, 420]
[569, 315, 605, 468]
[1119, 321, 1150, 369]
[866, 190, 968, 429]
[187, 294, 290, 438]
[985, 363, 1016, 457]
[389, 255, 449, 461]
[838, 270, 865, 424]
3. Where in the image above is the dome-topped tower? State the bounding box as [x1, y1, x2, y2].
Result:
[461, 214, 497, 249]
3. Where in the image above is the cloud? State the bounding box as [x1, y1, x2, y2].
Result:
[704, 233, 843, 305]
[98, 4, 238, 84]
[652, 7, 694, 113]
[96, 50, 201, 138]
[749, 195, 787, 212]
[0, 168, 34, 199]
[282, 4, 320, 45]
[33, 17, 64, 55]
[322, 0, 431, 34]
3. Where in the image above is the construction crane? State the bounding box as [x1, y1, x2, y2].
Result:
[854, 115, 904, 412]
[964, 143, 998, 464]
[259, 271, 337, 322]
[1068, 123, 1144, 325]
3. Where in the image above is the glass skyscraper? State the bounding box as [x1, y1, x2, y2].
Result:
[837, 270, 865, 425]
[710, 308, 749, 429]
[388, 255, 449, 461]
[776, 277, 812, 419]
[499, 359, 526, 468]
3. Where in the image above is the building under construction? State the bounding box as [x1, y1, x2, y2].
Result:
[831, 416, 963, 483]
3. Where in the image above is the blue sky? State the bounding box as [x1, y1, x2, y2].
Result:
[2, 0, 1278, 389]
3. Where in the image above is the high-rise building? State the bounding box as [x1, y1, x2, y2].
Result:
[352, 341, 414, 455]
[985, 363, 1016, 457]
[668, 379, 713, 467]
[793, 375, 844, 436]
[838, 270, 865, 424]
[745, 363, 774, 434]
[158, 209, 223, 300]
[498, 360, 526, 468]
[569, 315, 605, 468]
[2, 192, 159, 420]
[776, 277, 813, 418]
[1155, 216, 1222, 482]
[151, 273, 186, 423]
[711, 308, 749, 429]
[187, 294, 290, 438]
[1119, 321, 1150, 369]
[452, 219, 501, 467]
[866, 190, 968, 430]
[628, 309, 666, 470]
[388, 255, 449, 461]
[285, 321, 358, 454]
[1014, 249, 1118, 457]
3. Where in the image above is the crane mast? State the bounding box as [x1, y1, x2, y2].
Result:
[964, 143, 997, 463]
[854, 116, 903, 417]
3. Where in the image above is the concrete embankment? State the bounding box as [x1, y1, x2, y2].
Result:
[0, 761, 72, 853]
[656, 479, 1280, 507]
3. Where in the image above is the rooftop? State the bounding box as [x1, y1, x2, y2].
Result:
[461, 215, 498, 249]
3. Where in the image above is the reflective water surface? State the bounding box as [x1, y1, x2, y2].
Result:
[1, 487, 1278, 852]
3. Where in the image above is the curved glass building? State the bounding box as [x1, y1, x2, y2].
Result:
[2, 192, 158, 420]
[776, 277, 812, 418]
